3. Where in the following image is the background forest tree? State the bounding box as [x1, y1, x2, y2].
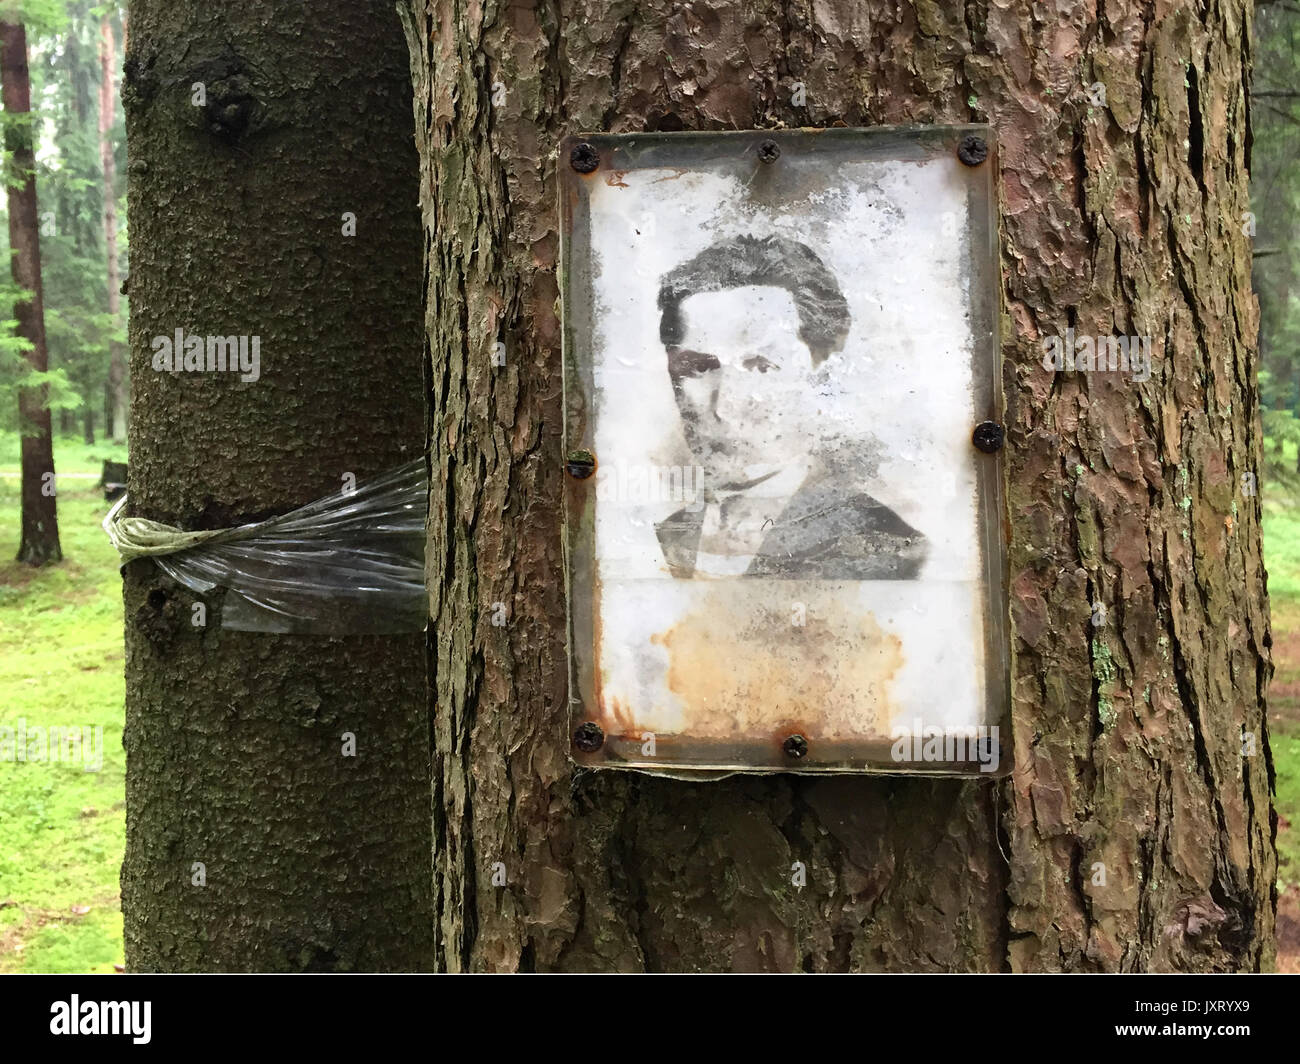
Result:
[1, 0, 126, 454]
[1255, 2, 1300, 484]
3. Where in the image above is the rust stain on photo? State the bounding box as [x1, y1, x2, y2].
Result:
[644, 588, 904, 741]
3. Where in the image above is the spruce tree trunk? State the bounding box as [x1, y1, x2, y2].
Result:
[100, 15, 126, 446]
[120, 0, 432, 971]
[3, 19, 62, 567]
[404, 0, 1276, 971]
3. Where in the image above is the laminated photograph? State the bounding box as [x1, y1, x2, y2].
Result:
[560, 129, 1008, 775]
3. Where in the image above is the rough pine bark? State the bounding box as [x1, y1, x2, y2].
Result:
[120, 0, 431, 971]
[405, 0, 1276, 971]
[3, 19, 62, 567]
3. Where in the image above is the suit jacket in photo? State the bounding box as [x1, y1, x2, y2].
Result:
[654, 468, 928, 580]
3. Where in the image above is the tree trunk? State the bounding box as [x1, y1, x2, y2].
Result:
[100, 15, 127, 446]
[83, 405, 94, 445]
[70, 4, 93, 128]
[120, 0, 432, 971]
[404, 0, 1276, 971]
[3, 19, 62, 567]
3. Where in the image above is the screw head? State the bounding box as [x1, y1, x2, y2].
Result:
[957, 134, 988, 166]
[757, 139, 781, 163]
[783, 734, 808, 759]
[573, 721, 604, 752]
[972, 421, 1005, 453]
[569, 142, 600, 173]
[566, 449, 596, 479]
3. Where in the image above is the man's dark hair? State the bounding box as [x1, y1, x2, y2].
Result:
[657, 234, 851, 365]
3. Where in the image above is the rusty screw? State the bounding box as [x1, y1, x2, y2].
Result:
[972, 421, 1005, 453]
[757, 139, 781, 163]
[566, 449, 596, 479]
[783, 734, 808, 759]
[569, 142, 600, 173]
[957, 134, 988, 167]
[573, 721, 604, 752]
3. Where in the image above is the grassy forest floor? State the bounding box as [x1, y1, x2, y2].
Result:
[0, 430, 127, 973]
[0, 430, 1297, 971]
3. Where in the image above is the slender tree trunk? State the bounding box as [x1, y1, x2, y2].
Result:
[100, 15, 126, 445]
[405, 0, 1275, 971]
[83, 405, 94, 445]
[3, 20, 61, 567]
[69, 4, 93, 128]
[62, 3, 101, 422]
[121, 0, 431, 971]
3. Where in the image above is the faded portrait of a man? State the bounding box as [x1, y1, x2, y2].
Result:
[654, 234, 928, 580]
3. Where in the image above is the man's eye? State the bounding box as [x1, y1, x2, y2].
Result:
[669, 350, 720, 377]
[743, 356, 778, 373]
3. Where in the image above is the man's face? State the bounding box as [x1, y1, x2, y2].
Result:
[666, 285, 819, 489]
